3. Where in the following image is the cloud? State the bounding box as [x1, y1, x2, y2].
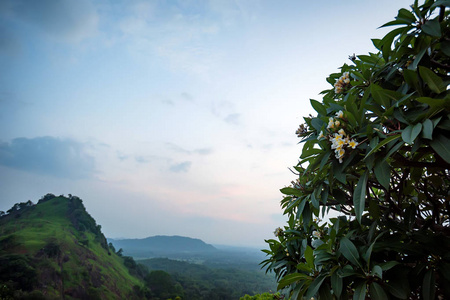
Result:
[166, 143, 213, 156]
[181, 92, 193, 102]
[193, 148, 213, 155]
[135, 156, 149, 164]
[224, 113, 240, 125]
[2, 0, 98, 43]
[0, 136, 96, 179]
[169, 161, 192, 173]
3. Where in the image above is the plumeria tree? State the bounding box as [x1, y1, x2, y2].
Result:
[262, 1, 450, 299]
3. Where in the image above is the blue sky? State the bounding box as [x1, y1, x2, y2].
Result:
[0, 0, 412, 247]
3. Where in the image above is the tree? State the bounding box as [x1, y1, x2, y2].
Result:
[262, 1, 450, 299]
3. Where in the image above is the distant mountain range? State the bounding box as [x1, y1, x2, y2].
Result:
[109, 235, 218, 258]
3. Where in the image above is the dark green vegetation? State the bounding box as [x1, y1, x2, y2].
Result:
[0, 195, 276, 299]
[139, 257, 276, 300]
[263, 1, 450, 299]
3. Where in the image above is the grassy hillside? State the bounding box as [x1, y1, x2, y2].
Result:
[0, 194, 144, 299]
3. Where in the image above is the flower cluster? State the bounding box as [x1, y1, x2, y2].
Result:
[334, 72, 350, 94]
[318, 110, 358, 163]
[274, 227, 284, 237]
[295, 124, 308, 137]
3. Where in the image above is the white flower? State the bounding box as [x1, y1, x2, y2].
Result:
[335, 110, 344, 119]
[348, 139, 358, 149]
[318, 130, 325, 140]
[327, 117, 335, 129]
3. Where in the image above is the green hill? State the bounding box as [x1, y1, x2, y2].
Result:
[0, 194, 145, 299]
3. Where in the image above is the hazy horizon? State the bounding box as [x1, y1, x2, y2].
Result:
[0, 0, 412, 248]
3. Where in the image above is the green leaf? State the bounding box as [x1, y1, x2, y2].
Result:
[422, 119, 433, 139]
[340, 237, 361, 268]
[387, 280, 408, 299]
[305, 245, 314, 270]
[310, 99, 327, 116]
[371, 84, 401, 107]
[374, 159, 390, 190]
[331, 271, 342, 298]
[397, 8, 416, 22]
[380, 261, 399, 271]
[441, 41, 450, 57]
[353, 281, 366, 300]
[364, 134, 401, 159]
[311, 118, 325, 131]
[370, 282, 388, 300]
[353, 171, 368, 223]
[401, 123, 422, 144]
[430, 134, 450, 163]
[280, 187, 302, 197]
[408, 47, 427, 70]
[305, 275, 326, 299]
[419, 66, 447, 93]
[372, 265, 383, 278]
[300, 147, 322, 159]
[277, 272, 310, 290]
[421, 18, 441, 37]
[423, 269, 436, 300]
[431, 0, 450, 9]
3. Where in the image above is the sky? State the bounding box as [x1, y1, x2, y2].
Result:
[0, 0, 412, 247]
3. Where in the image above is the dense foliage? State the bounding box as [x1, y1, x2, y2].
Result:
[140, 257, 276, 300]
[262, 1, 450, 299]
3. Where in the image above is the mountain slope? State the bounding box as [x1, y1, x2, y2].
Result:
[109, 235, 217, 258]
[0, 194, 144, 299]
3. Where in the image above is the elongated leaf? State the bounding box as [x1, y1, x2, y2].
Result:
[430, 134, 450, 163]
[310, 99, 327, 116]
[372, 265, 383, 278]
[353, 171, 368, 223]
[423, 269, 436, 300]
[397, 8, 416, 22]
[422, 119, 433, 139]
[340, 237, 361, 267]
[305, 245, 314, 270]
[277, 272, 310, 290]
[353, 281, 367, 300]
[311, 118, 325, 131]
[370, 282, 388, 300]
[419, 66, 447, 93]
[331, 271, 343, 298]
[422, 18, 441, 37]
[402, 124, 422, 144]
[408, 47, 427, 70]
[305, 275, 326, 299]
[380, 261, 399, 271]
[280, 187, 302, 196]
[371, 84, 401, 107]
[374, 159, 390, 190]
[364, 134, 401, 159]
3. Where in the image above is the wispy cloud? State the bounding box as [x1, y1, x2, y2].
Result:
[166, 143, 213, 156]
[224, 113, 240, 125]
[169, 161, 192, 173]
[0, 136, 96, 179]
